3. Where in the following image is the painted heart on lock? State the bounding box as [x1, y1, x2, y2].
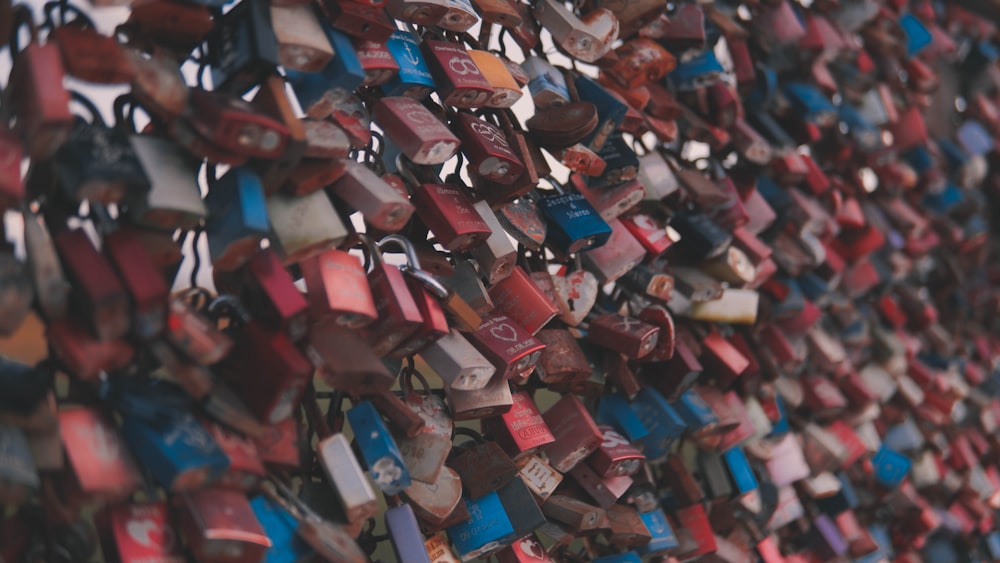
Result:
[552, 269, 598, 326]
[402, 466, 463, 524]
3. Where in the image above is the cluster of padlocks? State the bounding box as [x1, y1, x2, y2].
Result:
[3, 0, 1000, 560]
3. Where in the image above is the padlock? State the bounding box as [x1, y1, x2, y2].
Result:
[232, 248, 307, 341]
[454, 112, 525, 185]
[162, 297, 233, 367]
[266, 188, 349, 264]
[53, 97, 150, 206]
[126, 135, 206, 231]
[175, 487, 271, 562]
[56, 407, 139, 503]
[381, 503, 433, 563]
[221, 321, 312, 424]
[120, 409, 229, 492]
[45, 318, 132, 382]
[383, 30, 437, 98]
[542, 494, 606, 533]
[448, 428, 519, 498]
[300, 248, 377, 329]
[269, 4, 334, 72]
[406, 181, 489, 252]
[603, 503, 653, 548]
[572, 75, 627, 152]
[123, 0, 213, 55]
[0, 423, 37, 506]
[317, 433, 380, 524]
[186, 89, 290, 160]
[497, 197, 547, 252]
[487, 266, 559, 335]
[50, 10, 133, 84]
[629, 388, 687, 461]
[495, 534, 552, 563]
[419, 329, 496, 391]
[419, 39, 494, 108]
[393, 369, 453, 484]
[579, 219, 646, 284]
[530, 328, 590, 385]
[347, 400, 411, 495]
[447, 492, 517, 561]
[542, 393, 604, 473]
[402, 465, 464, 529]
[539, 184, 613, 254]
[587, 313, 660, 360]
[426, 532, 462, 563]
[21, 208, 67, 322]
[533, 0, 618, 63]
[468, 50, 523, 109]
[53, 229, 130, 342]
[8, 7, 73, 159]
[605, 38, 676, 90]
[386, 0, 450, 26]
[481, 391, 554, 461]
[465, 313, 545, 383]
[445, 368, 513, 420]
[523, 56, 571, 109]
[329, 160, 415, 232]
[586, 425, 644, 478]
[352, 36, 399, 88]
[374, 97, 461, 165]
[201, 419, 265, 491]
[286, 55, 363, 121]
[101, 228, 168, 341]
[203, 166, 269, 273]
[105, 502, 184, 563]
[206, 0, 279, 94]
[494, 477, 546, 540]
[247, 494, 314, 563]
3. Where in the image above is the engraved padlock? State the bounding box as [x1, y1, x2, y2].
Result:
[532, 0, 618, 63]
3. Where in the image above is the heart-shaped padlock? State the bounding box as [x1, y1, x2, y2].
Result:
[551, 268, 599, 327]
[400, 466, 463, 527]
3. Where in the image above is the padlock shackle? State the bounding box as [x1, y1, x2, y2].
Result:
[376, 234, 421, 269]
[452, 425, 486, 444]
[400, 357, 432, 396]
[67, 90, 107, 127]
[9, 5, 37, 55]
[41, 0, 95, 30]
[345, 233, 383, 272]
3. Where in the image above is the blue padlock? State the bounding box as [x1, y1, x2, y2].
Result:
[523, 55, 570, 109]
[120, 410, 230, 492]
[669, 49, 724, 91]
[797, 272, 832, 302]
[250, 495, 315, 563]
[782, 82, 838, 127]
[770, 277, 806, 318]
[385, 504, 432, 563]
[322, 24, 366, 90]
[899, 12, 932, 57]
[593, 553, 641, 563]
[870, 445, 911, 488]
[447, 492, 516, 561]
[596, 393, 650, 444]
[767, 394, 790, 436]
[634, 508, 678, 556]
[587, 132, 639, 189]
[205, 166, 270, 272]
[284, 24, 364, 118]
[922, 182, 964, 214]
[722, 446, 758, 495]
[574, 74, 627, 152]
[383, 30, 435, 99]
[671, 388, 719, 433]
[629, 388, 686, 461]
[837, 103, 883, 153]
[956, 119, 994, 156]
[539, 187, 613, 254]
[346, 400, 411, 495]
